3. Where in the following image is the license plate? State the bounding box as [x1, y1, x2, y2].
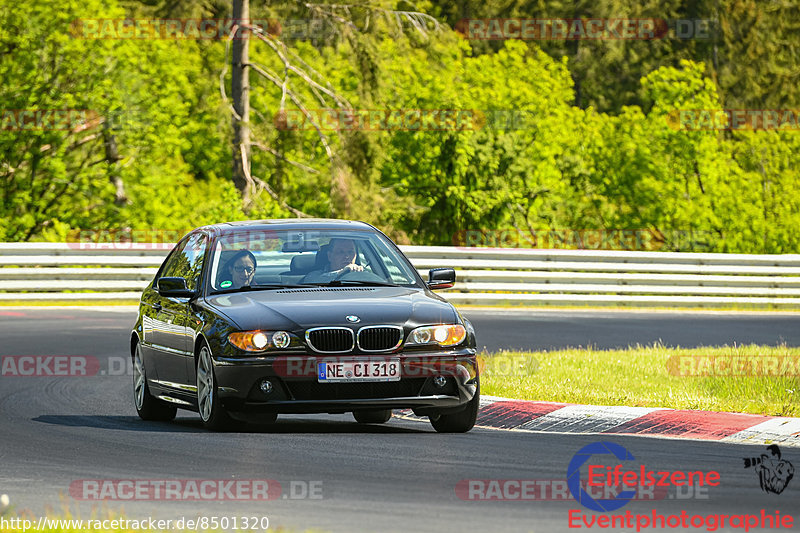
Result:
[317, 359, 401, 383]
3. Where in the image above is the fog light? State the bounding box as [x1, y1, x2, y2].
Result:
[433, 375, 447, 388]
[260, 379, 273, 395]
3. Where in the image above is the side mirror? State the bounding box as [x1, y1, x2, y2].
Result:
[427, 268, 455, 290]
[157, 277, 196, 298]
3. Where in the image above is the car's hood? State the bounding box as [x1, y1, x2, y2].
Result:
[204, 286, 458, 331]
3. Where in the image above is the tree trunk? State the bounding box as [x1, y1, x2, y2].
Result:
[232, 0, 251, 205]
[103, 117, 127, 206]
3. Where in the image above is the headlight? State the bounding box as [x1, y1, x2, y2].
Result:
[228, 330, 295, 352]
[252, 332, 269, 349]
[407, 324, 466, 347]
[272, 331, 291, 348]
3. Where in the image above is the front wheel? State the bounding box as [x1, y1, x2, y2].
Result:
[353, 409, 392, 424]
[133, 343, 177, 421]
[196, 344, 233, 431]
[430, 380, 479, 433]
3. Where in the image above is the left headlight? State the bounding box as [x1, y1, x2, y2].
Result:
[406, 324, 467, 347]
[228, 330, 298, 352]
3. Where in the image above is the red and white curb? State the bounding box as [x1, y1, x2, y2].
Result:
[397, 396, 800, 446]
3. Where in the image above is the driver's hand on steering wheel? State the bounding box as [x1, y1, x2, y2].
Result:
[341, 263, 364, 273]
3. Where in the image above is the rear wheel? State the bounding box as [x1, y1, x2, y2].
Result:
[133, 343, 177, 421]
[197, 344, 233, 431]
[430, 380, 479, 433]
[353, 409, 392, 424]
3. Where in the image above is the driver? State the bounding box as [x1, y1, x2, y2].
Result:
[221, 250, 256, 289]
[303, 238, 364, 283]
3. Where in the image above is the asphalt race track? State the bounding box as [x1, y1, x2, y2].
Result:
[467, 309, 800, 352]
[1, 307, 798, 532]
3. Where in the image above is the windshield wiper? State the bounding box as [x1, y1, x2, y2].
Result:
[314, 280, 400, 287]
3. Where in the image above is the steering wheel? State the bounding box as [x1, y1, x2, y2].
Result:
[333, 268, 386, 283]
[333, 268, 350, 282]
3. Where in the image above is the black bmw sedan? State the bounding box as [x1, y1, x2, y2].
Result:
[131, 219, 479, 432]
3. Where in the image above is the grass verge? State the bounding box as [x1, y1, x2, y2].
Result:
[480, 344, 800, 416]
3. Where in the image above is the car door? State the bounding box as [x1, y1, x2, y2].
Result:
[144, 232, 207, 390]
[141, 240, 188, 380]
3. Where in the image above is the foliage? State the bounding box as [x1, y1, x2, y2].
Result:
[1, 0, 799, 252]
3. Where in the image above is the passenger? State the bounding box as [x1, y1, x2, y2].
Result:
[303, 238, 363, 283]
[221, 250, 256, 289]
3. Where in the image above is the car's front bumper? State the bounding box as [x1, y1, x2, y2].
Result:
[212, 350, 478, 414]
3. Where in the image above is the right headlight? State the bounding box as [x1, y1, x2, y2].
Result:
[228, 330, 298, 352]
[406, 324, 466, 347]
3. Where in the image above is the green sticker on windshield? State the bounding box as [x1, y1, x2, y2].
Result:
[220, 280, 232, 288]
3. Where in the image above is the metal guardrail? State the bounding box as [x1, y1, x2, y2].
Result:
[1, 243, 800, 307]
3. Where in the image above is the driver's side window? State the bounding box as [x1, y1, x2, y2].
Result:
[159, 233, 207, 291]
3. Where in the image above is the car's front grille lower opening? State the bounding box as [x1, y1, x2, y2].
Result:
[358, 327, 402, 351]
[306, 328, 354, 353]
[286, 378, 428, 401]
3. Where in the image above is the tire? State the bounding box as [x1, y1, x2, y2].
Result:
[196, 343, 234, 431]
[133, 343, 177, 422]
[430, 380, 479, 433]
[258, 412, 279, 424]
[353, 409, 392, 424]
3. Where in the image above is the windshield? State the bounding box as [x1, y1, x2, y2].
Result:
[207, 228, 421, 293]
